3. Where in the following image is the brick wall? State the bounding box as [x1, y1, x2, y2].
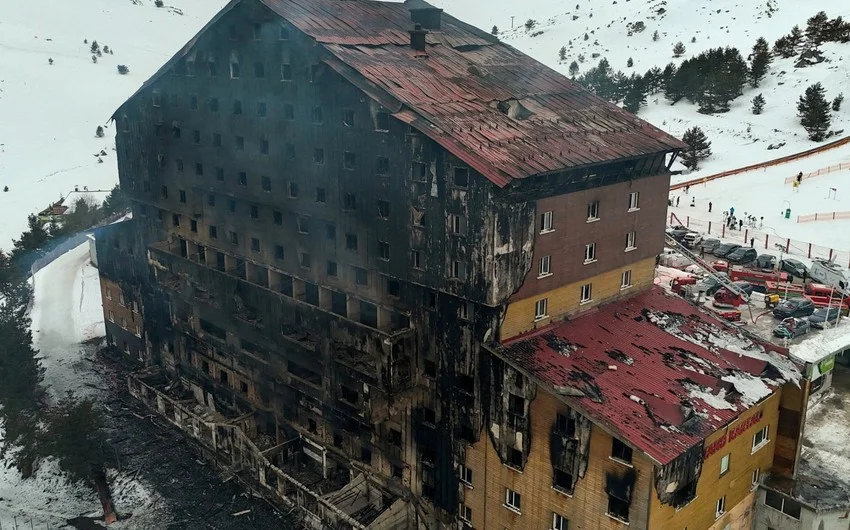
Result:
[500, 256, 655, 341]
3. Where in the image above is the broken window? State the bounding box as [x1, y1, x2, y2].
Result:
[288, 182, 299, 198]
[230, 61, 240, 79]
[611, 438, 633, 463]
[179, 190, 187, 203]
[346, 234, 358, 251]
[375, 111, 390, 131]
[377, 200, 390, 219]
[555, 413, 576, 437]
[313, 148, 324, 164]
[238, 172, 247, 186]
[326, 261, 337, 277]
[316, 187, 326, 203]
[411, 250, 422, 269]
[508, 393, 525, 415]
[423, 359, 436, 378]
[354, 267, 368, 286]
[453, 167, 469, 187]
[411, 161, 426, 182]
[764, 490, 801, 519]
[376, 156, 389, 175]
[389, 428, 402, 447]
[281, 61, 292, 81]
[387, 279, 400, 297]
[378, 241, 390, 261]
[340, 385, 359, 404]
[412, 207, 424, 227]
[275, 245, 284, 260]
[208, 225, 218, 239]
[279, 24, 289, 40]
[553, 467, 574, 494]
[195, 162, 203, 176]
[261, 176, 271, 192]
[343, 151, 356, 170]
[507, 447, 523, 469]
[342, 109, 354, 127]
[251, 238, 260, 252]
[299, 252, 311, 269]
[422, 407, 436, 425]
[273, 210, 282, 225]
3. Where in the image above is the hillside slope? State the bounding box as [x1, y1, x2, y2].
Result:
[431, 0, 850, 176]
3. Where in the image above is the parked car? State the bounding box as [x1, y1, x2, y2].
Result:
[682, 232, 703, 249]
[726, 247, 758, 265]
[779, 258, 808, 279]
[715, 281, 755, 298]
[809, 260, 850, 291]
[690, 273, 731, 296]
[773, 317, 811, 338]
[714, 243, 742, 258]
[807, 307, 842, 329]
[666, 227, 691, 244]
[754, 254, 777, 271]
[772, 298, 816, 319]
[700, 238, 721, 254]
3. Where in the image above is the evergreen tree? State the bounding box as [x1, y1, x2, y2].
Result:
[788, 25, 804, 50]
[90, 41, 99, 54]
[623, 74, 647, 113]
[611, 70, 629, 102]
[751, 93, 766, 114]
[568, 60, 580, 77]
[652, 30, 659, 42]
[680, 126, 712, 170]
[749, 37, 772, 88]
[559, 46, 567, 61]
[805, 11, 829, 46]
[833, 93, 844, 112]
[491, 25, 499, 36]
[11, 214, 51, 273]
[524, 19, 537, 31]
[626, 57, 634, 68]
[673, 41, 686, 57]
[797, 82, 832, 141]
[101, 185, 129, 216]
[773, 35, 795, 58]
[95, 125, 105, 138]
[41, 392, 117, 523]
[644, 66, 663, 94]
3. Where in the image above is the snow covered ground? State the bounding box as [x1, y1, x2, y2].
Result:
[667, 142, 850, 250]
[0, 0, 226, 247]
[433, 0, 850, 178]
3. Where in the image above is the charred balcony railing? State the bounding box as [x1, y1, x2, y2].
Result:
[148, 239, 414, 340]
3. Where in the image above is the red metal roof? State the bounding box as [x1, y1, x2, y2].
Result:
[495, 287, 794, 465]
[262, 0, 685, 187]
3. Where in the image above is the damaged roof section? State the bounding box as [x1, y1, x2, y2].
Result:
[494, 287, 800, 465]
[262, 0, 685, 187]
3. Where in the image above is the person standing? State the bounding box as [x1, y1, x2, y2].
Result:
[739, 219, 744, 230]
[685, 184, 690, 195]
[759, 216, 763, 228]
[676, 196, 680, 207]
[730, 206, 735, 217]
[750, 237, 754, 247]
[796, 172, 803, 185]
[708, 201, 713, 213]
[690, 197, 695, 207]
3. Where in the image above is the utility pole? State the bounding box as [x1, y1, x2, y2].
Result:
[511, 16, 515, 29]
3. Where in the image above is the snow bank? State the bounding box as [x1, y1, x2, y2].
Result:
[791, 320, 850, 363]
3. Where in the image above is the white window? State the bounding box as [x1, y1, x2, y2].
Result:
[108, 310, 115, 323]
[587, 200, 599, 221]
[752, 426, 769, 452]
[458, 303, 469, 320]
[720, 454, 730, 476]
[230, 61, 240, 79]
[625, 231, 636, 251]
[628, 191, 640, 211]
[459, 465, 473, 486]
[580, 283, 592, 303]
[449, 214, 465, 235]
[459, 504, 472, 523]
[120, 318, 127, 329]
[621, 270, 632, 289]
[119, 292, 126, 306]
[715, 496, 726, 519]
[132, 301, 139, 313]
[752, 468, 760, 486]
[105, 287, 112, 300]
[539, 255, 551, 277]
[535, 299, 549, 320]
[584, 243, 596, 263]
[540, 210, 554, 232]
[135, 325, 142, 338]
[505, 488, 521, 512]
[553, 513, 569, 530]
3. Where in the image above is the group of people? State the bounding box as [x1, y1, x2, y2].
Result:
[721, 208, 763, 231]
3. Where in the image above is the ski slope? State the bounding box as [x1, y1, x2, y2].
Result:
[0, 0, 227, 247]
[432, 0, 850, 176]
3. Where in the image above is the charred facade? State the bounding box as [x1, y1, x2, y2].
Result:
[103, 0, 689, 527]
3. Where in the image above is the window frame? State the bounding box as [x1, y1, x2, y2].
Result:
[538, 255, 552, 278]
[580, 283, 592, 304]
[752, 426, 769, 453]
[504, 488, 521, 513]
[552, 513, 569, 530]
[628, 191, 640, 211]
[625, 231, 636, 251]
[621, 269, 632, 290]
[715, 496, 726, 519]
[587, 200, 600, 222]
[720, 454, 730, 476]
[584, 242, 597, 264]
[534, 298, 548, 321]
[540, 210, 554, 233]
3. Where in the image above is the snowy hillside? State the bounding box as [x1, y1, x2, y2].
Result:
[431, 0, 850, 176]
[0, 0, 227, 247]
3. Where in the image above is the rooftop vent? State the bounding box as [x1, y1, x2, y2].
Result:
[409, 23, 428, 52]
[409, 6, 442, 30]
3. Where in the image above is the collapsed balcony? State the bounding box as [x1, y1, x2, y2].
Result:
[128, 368, 409, 529]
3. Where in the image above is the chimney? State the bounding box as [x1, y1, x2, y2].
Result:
[409, 6, 442, 30]
[409, 23, 427, 52]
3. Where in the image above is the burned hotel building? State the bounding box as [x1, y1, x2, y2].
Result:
[99, 0, 810, 528]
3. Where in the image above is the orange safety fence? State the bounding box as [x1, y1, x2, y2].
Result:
[783, 162, 850, 184]
[669, 135, 850, 191]
[797, 211, 850, 223]
[669, 213, 850, 267]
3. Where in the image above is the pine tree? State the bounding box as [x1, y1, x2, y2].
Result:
[90, 40, 99, 54]
[673, 41, 686, 57]
[833, 93, 844, 112]
[773, 35, 795, 58]
[806, 11, 829, 46]
[623, 74, 647, 113]
[524, 19, 537, 31]
[626, 57, 634, 68]
[101, 185, 129, 216]
[559, 46, 567, 61]
[751, 93, 766, 114]
[788, 25, 804, 50]
[680, 126, 712, 170]
[749, 37, 772, 88]
[491, 25, 499, 36]
[95, 125, 105, 138]
[797, 82, 832, 141]
[568, 60, 580, 77]
[611, 71, 629, 102]
[652, 30, 659, 42]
